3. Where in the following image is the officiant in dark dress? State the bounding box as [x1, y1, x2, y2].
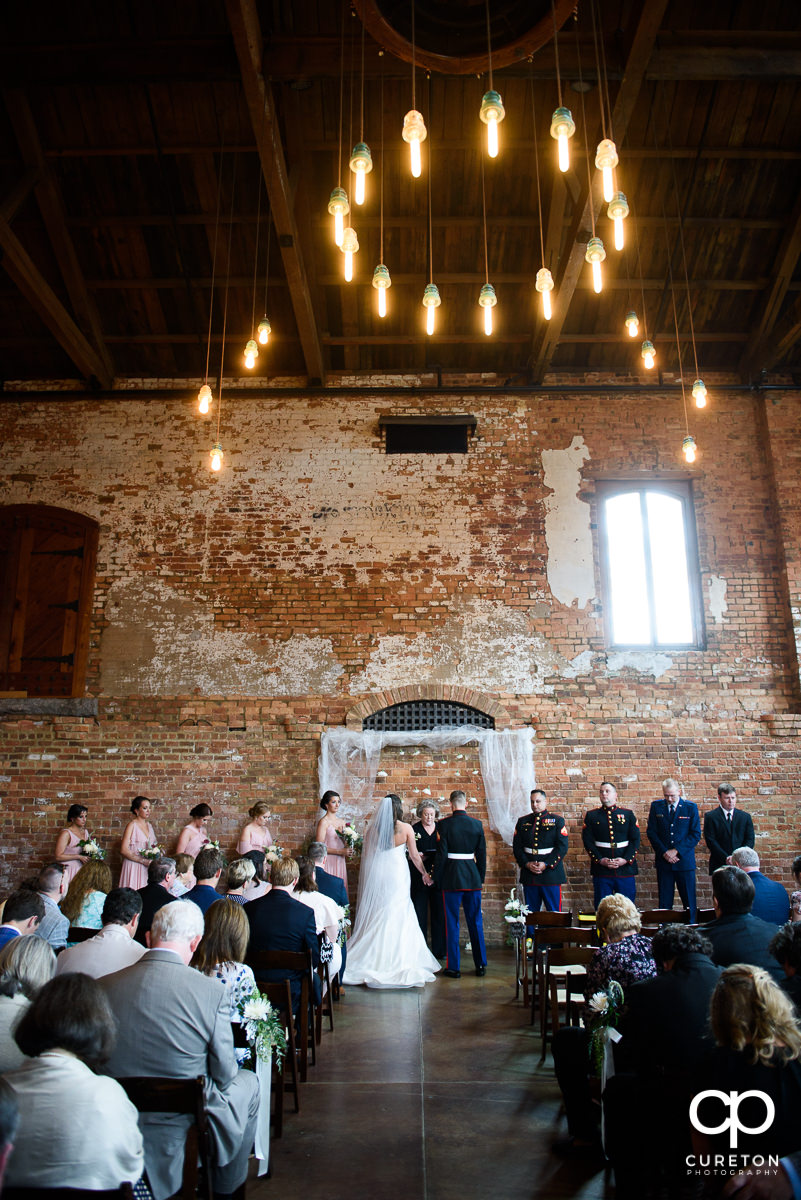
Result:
[410, 801, 446, 959]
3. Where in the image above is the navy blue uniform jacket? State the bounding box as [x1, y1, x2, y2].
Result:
[582, 806, 640, 878]
[646, 797, 701, 870]
[434, 811, 486, 890]
[512, 811, 568, 884]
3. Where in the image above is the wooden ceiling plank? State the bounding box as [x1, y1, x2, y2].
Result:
[529, 0, 671, 383]
[224, 0, 325, 384]
[0, 211, 112, 384]
[0, 168, 40, 224]
[3, 90, 114, 389]
[738, 185, 801, 378]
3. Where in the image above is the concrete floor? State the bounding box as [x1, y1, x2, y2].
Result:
[247, 948, 611, 1200]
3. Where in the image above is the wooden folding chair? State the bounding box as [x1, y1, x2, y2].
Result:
[539, 944, 598, 1060]
[639, 907, 690, 925]
[549, 966, 588, 1036]
[696, 907, 716, 924]
[116, 1075, 213, 1200]
[520, 910, 572, 1007]
[247, 948, 315, 1081]
[530, 925, 596, 1029]
[315, 938, 336, 1041]
[258, 979, 298, 1119]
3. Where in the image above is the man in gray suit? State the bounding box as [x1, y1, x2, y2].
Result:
[101, 901, 259, 1200]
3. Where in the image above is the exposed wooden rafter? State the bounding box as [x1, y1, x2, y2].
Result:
[739, 187, 801, 380]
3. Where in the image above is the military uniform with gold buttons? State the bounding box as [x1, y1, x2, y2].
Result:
[513, 809, 568, 912]
[582, 804, 640, 906]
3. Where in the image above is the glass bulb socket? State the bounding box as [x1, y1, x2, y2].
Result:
[327, 186, 350, 217]
[595, 138, 619, 171]
[349, 142, 373, 176]
[682, 435, 697, 463]
[607, 191, 629, 221]
[478, 282, 497, 309]
[257, 318, 271, 345]
[641, 339, 656, 368]
[550, 106, 576, 141]
[585, 236, 606, 265]
[372, 264, 391, 290]
[244, 338, 258, 368]
[535, 267, 554, 294]
[422, 283, 441, 309]
[340, 227, 359, 254]
[402, 109, 427, 145]
[210, 442, 223, 471]
[624, 311, 639, 337]
[480, 90, 505, 126]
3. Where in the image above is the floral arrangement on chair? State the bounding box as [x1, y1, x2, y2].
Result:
[587, 979, 625, 1075]
[337, 905, 351, 946]
[503, 888, 530, 945]
[78, 838, 106, 861]
[236, 990, 288, 1067]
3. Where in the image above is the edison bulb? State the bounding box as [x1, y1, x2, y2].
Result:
[422, 282, 441, 335]
[478, 283, 497, 336]
[210, 443, 223, 472]
[550, 107, 576, 174]
[257, 318, 271, 345]
[641, 339, 656, 369]
[535, 267, 554, 321]
[402, 110, 427, 179]
[682, 435, 697, 464]
[244, 338, 258, 369]
[624, 311, 639, 338]
[692, 378, 707, 408]
[426, 304, 435, 335]
[197, 383, 212, 415]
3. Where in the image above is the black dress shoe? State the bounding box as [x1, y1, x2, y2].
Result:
[443, 968, 461, 978]
[475, 965, 486, 976]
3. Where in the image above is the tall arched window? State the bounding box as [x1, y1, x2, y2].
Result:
[597, 482, 704, 649]
[0, 505, 99, 697]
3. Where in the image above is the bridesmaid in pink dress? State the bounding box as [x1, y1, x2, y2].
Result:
[119, 796, 158, 890]
[175, 803, 214, 859]
[236, 801, 273, 856]
[315, 790, 349, 897]
[54, 804, 90, 887]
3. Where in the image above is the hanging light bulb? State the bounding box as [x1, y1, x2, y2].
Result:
[595, 138, 619, 203]
[372, 264, 391, 318]
[607, 191, 629, 251]
[257, 317, 271, 345]
[340, 227, 359, 282]
[641, 339, 656, 369]
[535, 268, 554, 321]
[624, 311, 639, 338]
[349, 142, 373, 206]
[210, 442, 223, 472]
[585, 236, 606, 294]
[682, 434, 697, 464]
[478, 283, 497, 336]
[327, 187, 350, 247]
[479, 90, 505, 159]
[422, 283, 441, 336]
[550, 107, 576, 173]
[402, 110, 427, 178]
[197, 384, 212, 415]
[244, 338, 258, 369]
[692, 378, 707, 408]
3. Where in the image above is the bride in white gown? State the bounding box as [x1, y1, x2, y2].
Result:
[345, 794, 441, 988]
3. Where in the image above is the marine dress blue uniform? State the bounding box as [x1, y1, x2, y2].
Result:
[434, 809, 487, 974]
[582, 805, 640, 907]
[512, 809, 568, 912]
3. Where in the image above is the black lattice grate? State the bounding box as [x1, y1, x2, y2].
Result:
[363, 701, 495, 731]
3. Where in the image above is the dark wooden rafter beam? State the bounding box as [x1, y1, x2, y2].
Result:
[529, 0, 670, 383]
[3, 90, 114, 389]
[224, 0, 325, 384]
[739, 186, 801, 380]
[0, 211, 113, 384]
[762, 294, 801, 370]
[0, 168, 39, 223]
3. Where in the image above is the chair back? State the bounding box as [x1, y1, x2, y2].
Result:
[66, 926, 98, 943]
[524, 910, 572, 931]
[696, 907, 716, 924]
[247, 949, 313, 1082]
[116, 1075, 212, 1200]
[639, 908, 690, 925]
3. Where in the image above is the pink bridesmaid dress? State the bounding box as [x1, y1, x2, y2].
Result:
[59, 829, 84, 887]
[178, 824, 210, 859]
[119, 821, 156, 890]
[236, 824, 273, 856]
[324, 824, 349, 896]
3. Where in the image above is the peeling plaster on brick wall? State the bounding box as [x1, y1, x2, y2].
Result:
[707, 575, 728, 624]
[606, 650, 674, 679]
[100, 579, 343, 696]
[541, 435, 595, 609]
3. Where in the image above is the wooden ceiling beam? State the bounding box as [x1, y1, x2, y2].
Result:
[224, 0, 325, 384]
[3, 90, 114, 389]
[0, 168, 39, 223]
[739, 187, 801, 380]
[0, 210, 113, 385]
[529, 0, 670, 383]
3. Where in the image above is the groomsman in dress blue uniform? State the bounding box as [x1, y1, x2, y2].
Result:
[646, 777, 701, 921]
[512, 789, 568, 912]
[434, 789, 487, 978]
[703, 783, 755, 873]
[582, 782, 640, 908]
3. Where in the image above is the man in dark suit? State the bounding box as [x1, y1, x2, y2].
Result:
[246, 856, 321, 1007]
[183, 846, 225, 915]
[731, 845, 791, 925]
[703, 782, 755, 873]
[646, 777, 701, 920]
[434, 789, 487, 978]
[582, 782, 640, 907]
[135, 855, 176, 945]
[307, 841, 348, 978]
[513, 788, 568, 913]
[704, 865, 783, 981]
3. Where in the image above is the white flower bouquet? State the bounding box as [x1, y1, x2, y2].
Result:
[503, 888, 530, 923]
[140, 844, 164, 862]
[236, 989, 288, 1066]
[264, 844, 284, 865]
[339, 823, 363, 854]
[78, 838, 106, 861]
[337, 905, 352, 946]
[588, 979, 624, 1075]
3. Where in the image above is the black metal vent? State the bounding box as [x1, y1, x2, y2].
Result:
[363, 701, 495, 731]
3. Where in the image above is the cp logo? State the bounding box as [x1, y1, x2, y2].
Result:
[689, 1090, 775, 1149]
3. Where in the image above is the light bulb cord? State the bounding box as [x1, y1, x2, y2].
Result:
[481, 154, 489, 284]
[337, 1, 345, 188]
[530, 73, 547, 268]
[551, 0, 563, 110]
[250, 100, 266, 338]
[411, 0, 417, 111]
[427, 73, 434, 284]
[575, 26, 596, 238]
[216, 150, 238, 444]
[204, 127, 226, 387]
[485, 0, 493, 93]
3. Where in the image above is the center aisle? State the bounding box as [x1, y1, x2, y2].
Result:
[247, 951, 610, 1199]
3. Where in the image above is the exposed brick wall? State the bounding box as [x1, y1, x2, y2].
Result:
[2, 379, 801, 938]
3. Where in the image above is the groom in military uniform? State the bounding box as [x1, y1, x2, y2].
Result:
[513, 788, 568, 912]
[582, 781, 641, 907]
[434, 789, 487, 979]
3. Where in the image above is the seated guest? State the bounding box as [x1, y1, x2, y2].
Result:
[0, 935, 56, 1073]
[34, 863, 69, 950]
[692, 966, 801, 1175]
[552, 894, 656, 1157]
[60, 858, 113, 935]
[242, 850, 271, 901]
[225, 857, 257, 904]
[191, 899, 257, 1017]
[0, 892, 45, 951]
[0, 1077, 19, 1191]
[101, 900, 259, 1200]
[246, 856, 321, 1009]
[134, 855, 177, 946]
[769, 921, 801, 1015]
[705, 865, 784, 980]
[731, 845, 790, 925]
[56, 888, 145, 978]
[4, 973, 144, 1190]
[308, 841, 348, 907]
[293, 855, 345, 985]
[171, 852, 195, 896]
[604, 925, 722, 1198]
[184, 845, 226, 914]
[790, 853, 801, 925]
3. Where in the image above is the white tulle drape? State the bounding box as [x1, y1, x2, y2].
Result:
[318, 725, 535, 845]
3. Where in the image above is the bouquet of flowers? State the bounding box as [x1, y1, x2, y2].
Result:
[140, 844, 164, 862]
[503, 888, 530, 944]
[337, 905, 351, 947]
[587, 980, 625, 1075]
[235, 989, 288, 1068]
[78, 837, 106, 861]
[339, 823, 363, 854]
[264, 844, 284, 865]
[203, 838, 221, 851]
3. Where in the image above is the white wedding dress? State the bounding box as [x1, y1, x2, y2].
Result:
[345, 800, 441, 989]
